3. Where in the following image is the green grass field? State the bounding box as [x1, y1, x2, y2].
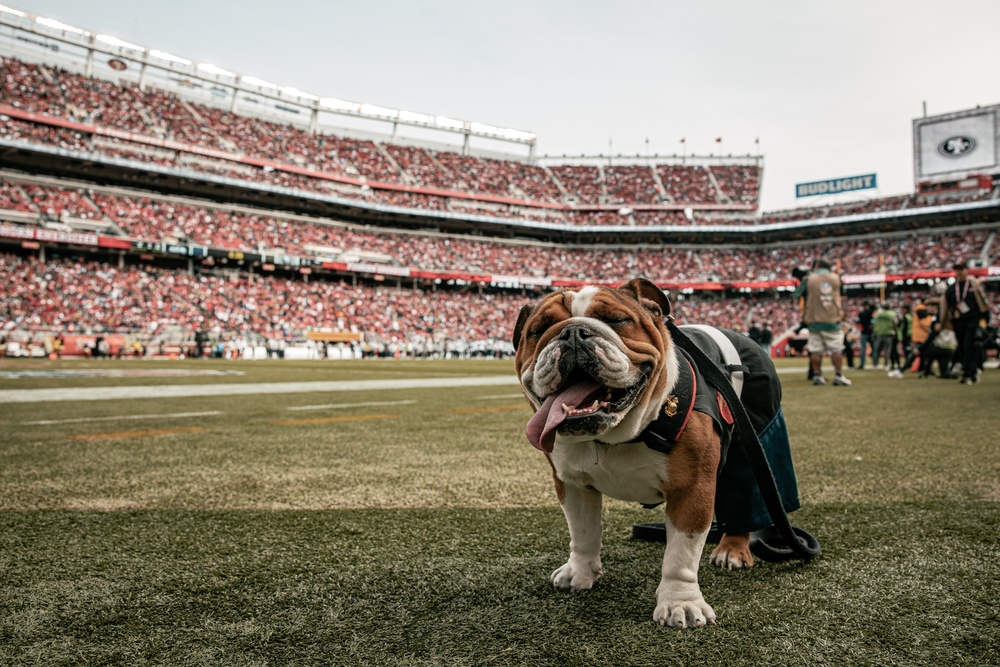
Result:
[1, 358, 998, 666]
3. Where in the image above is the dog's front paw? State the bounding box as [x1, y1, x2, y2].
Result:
[653, 595, 716, 628]
[550, 558, 602, 592]
[709, 533, 754, 570]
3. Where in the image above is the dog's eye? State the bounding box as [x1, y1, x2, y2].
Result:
[601, 315, 633, 327]
[527, 321, 551, 338]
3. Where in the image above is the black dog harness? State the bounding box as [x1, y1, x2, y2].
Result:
[639, 347, 735, 459]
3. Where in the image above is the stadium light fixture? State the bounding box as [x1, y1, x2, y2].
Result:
[435, 116, 466, 130]
[502, 128, 536, 142]
[320, 97, 360, 112]
[35, 16, 87, 34]
[360, 103, 399, 119]
[471, 122, 502, 136]
[148, 49, 192, 65]
[241, 76, 279, 90]
[398, 110, 433, 124]
[96, 34, 144, 51]
[0, 4, 28, 17]
[197, 63, 236, 78]
[279, 86, 318, 101]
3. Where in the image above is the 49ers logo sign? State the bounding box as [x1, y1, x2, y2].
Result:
[937, 135, 976, 158]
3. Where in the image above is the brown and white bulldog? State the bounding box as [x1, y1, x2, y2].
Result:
[512, 278, 754, 628]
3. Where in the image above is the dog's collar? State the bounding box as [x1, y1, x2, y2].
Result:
[637, 347, 699, 455]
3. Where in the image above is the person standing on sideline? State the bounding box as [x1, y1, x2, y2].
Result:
[794, 258, 851, 386]
[897, 301, 915, 371]
[871, 301, 897, 371]
[902, 298, 933, 373]
[748, 321, 763, 347]
[856, 300, 875, 369]
[941, 261, 990, 384]
[760, 324, 773, 354]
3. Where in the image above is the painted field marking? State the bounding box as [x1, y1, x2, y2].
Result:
[476, 393, 526, 400]
[69, 426, 207, 441]
[0, 375, 519, 404]
[287, 400, 416, 411]
[271, 413, 400, 426]
[24, 411, 223, 426]
[446, 404, 530, 414]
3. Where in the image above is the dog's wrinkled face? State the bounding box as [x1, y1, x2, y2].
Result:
[513, 279, 677, 452]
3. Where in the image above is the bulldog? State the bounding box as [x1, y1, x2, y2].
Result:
[512, 278, 766, 628]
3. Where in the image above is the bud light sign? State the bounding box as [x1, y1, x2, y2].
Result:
[796, 173, 877, 198]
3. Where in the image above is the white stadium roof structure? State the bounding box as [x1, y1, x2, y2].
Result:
[0, 3, 540, 158]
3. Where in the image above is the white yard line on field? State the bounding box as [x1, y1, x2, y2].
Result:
[0, 376, 521, 404]
[23, 411, 223, 425]
[287, 400, 417, 411]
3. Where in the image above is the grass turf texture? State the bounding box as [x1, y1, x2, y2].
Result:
[0, 358, 998, 666]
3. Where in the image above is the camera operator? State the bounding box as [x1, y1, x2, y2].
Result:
[793, 258, 851, 386]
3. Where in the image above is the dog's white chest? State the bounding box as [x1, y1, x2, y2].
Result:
[552, 440, 667, 506]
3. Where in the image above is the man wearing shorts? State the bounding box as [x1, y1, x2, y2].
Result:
[795, 258, 852, 386]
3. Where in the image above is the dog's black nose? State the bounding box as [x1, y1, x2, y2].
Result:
[559, 325, 592, 345]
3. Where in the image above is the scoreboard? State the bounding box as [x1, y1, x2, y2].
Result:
[913, 104, 999, 184]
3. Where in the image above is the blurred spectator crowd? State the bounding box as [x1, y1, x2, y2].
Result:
[1, 56, 770, 221]
[0, 252, 813, 347]
[3, 57, 995, 230]
[2, 57, 997, 352]
[1, 177, 994, 284]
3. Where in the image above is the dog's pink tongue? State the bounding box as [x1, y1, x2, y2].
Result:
[525, 380, 604, 452]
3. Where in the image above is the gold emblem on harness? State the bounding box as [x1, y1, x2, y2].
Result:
[663, 395, 679, 417]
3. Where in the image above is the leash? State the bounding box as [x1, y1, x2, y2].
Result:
[637, 319, 821, 561]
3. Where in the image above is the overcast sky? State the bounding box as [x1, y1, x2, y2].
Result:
[8, 0, 1000, 210]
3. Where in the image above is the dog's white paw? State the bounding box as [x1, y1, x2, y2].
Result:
[550, 559, 602, 592]
[653, 596, 716, 628]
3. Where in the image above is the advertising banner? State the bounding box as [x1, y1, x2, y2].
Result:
[795, 174, 877, 198]
[0, 224, 99, 246]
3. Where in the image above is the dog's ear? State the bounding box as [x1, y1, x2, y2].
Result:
[618, 278, 671, 319]
[512, 304, 535, 351]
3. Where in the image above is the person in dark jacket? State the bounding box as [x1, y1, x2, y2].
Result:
[856, 300, 875, 370]
[941, 261, 990, 384]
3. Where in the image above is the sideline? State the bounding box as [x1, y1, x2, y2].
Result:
[0, 375, 520, 404]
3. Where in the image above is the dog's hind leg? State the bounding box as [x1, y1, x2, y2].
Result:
[710, 533, 754, 570]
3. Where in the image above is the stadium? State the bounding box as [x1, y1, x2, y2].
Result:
[0, 3, 998, 665]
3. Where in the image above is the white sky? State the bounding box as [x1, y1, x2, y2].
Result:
[8, 0, 1000, 211]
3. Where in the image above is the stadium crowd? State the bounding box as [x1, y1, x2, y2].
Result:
[5, 103, 988, 228]
[0, 252, 821, 349]
[1, 56, 766, 215]
[4, 56, 997, 231]
[2, 177, 995, 283]
[5, 250, 997, 358]
[1, 58, 997, 359]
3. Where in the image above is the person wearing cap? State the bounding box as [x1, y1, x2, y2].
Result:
[871, 301, 898, 371]
[794, 258, 851, 386]
[941, 261, 990, 384]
